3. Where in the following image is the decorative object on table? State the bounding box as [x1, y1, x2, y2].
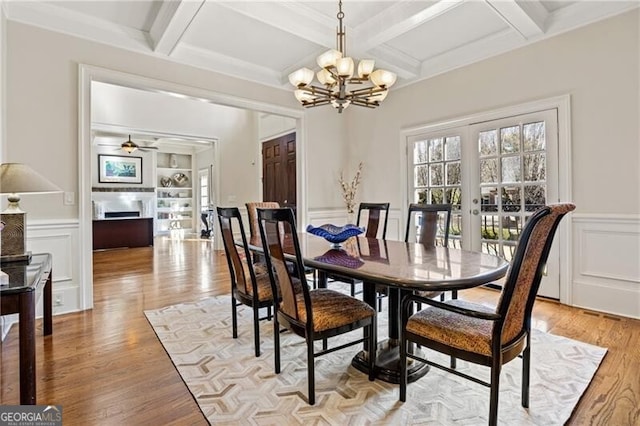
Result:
[339, 162, 363, 218]
[0, 163, 62, 262]
[314, 248, 364, 269]
[172, 172, 189, 187]
[287, 0, 397, 113]
[169, 154, 178, 168]
[160, 176, 173, 187]
[98, 154, 143, 184]
[306, 223, 364, 247]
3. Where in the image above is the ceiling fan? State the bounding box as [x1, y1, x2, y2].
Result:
[99, 135, 159, 153]
[120, 135, 159, 153]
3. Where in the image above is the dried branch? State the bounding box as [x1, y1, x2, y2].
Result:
[338, 162, 363, 214]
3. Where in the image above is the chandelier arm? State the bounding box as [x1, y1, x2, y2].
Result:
[299, 85, 334, 97]
[349, 86, 388, 96]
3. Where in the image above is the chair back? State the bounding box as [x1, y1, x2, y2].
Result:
[246, 201, 280, 243]
[496, 203, 576, 345]
[356, 202, 390, 239]
[217, 207, 256, 295]
[405, 203, 452, 246]
[258, 207, 312, 329]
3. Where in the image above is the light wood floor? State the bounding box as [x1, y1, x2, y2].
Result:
[1, 237, 638, 425]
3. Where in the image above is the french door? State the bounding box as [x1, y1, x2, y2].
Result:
[408, 108, 560, 298]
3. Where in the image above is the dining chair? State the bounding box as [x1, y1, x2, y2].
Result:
[328, 202, 390, 298]
[405, 203, 456, 302]
[247, 201, 317, 286]
[399, 203, 576, 426]
[257, 207, 377, 405]
[217, 207, 274, 357]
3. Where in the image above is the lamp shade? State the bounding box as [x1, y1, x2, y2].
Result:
[370, 69, 397, 88]
[336, 57, 354, 78]
[0, 163, 62, 195]
[317, 49, 342, 69]
[357, 59, 375, 78]
[288, 68, 314, 88]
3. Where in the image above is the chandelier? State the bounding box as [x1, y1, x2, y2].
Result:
[288, 0, 397, 113]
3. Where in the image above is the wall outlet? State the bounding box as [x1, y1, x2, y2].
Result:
[63, 192, 75, 206]
[54, 293, 63, 307]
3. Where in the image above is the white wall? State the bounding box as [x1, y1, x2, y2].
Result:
[259, 114, 296, 141]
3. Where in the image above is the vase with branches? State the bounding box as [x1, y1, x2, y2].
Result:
[339, 162, 363, 220]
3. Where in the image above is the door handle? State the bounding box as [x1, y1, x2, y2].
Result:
[472, 209, 479, 215]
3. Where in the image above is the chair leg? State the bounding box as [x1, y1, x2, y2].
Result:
[350, 282, 356, 297]
[489, 362, 501, 426]
[522, 335, 531, 408]
[452, 289, 458, 300]
[307, 336, 315, 405]
[273, 316, 281, 374]
[231, 296, 238, 339]
[253, 305, 260, 357]
[450, 356, 457, 369]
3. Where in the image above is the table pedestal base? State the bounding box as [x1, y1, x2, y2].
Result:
[351, 339, 429, 384]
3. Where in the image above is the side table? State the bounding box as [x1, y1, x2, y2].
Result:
[0, 253, 53, 405]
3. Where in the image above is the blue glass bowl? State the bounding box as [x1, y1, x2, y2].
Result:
[306, 224, 364, 245]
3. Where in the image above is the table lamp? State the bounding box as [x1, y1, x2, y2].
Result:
[0, 163, 62, 263]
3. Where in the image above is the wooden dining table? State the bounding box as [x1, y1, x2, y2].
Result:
[247, 233, 509, 384]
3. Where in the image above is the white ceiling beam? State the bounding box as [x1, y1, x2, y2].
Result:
[150, 0, 205, 55]
[484, 0, 548, 40]
[353, 0, 466, 52]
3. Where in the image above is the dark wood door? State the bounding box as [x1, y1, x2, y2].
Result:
[262, 132, 296, 213]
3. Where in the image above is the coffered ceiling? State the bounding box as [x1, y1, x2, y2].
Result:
[4, 1, 638, 89]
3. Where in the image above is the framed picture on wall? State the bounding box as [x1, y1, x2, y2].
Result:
[98, 154, 143, 184]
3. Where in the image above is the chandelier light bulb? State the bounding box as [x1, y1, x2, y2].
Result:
[357, 60, 375, 78]
[370, 69, 397, 88]
[317, 49, 342, 69]
[294, 89, 317, 102]
[336, 57, 355, 78]
[288, 67, 314, 88]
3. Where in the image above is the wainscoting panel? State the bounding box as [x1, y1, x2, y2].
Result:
[27, 220, 81, 316]
[572, 214, 640, 319]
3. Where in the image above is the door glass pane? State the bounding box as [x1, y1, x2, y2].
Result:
[415, 189, 427, 204]
[523, 121, 546, 151]
[445, 187, 462, 205]
[430, 164, 443, 186]
[481, 187, 498, 212]
[501, 156, 521, 182]
[502, 187, 521, 212]
[446, 162, 461, 185]
[414, 165, 428, 186]
[414, 140, 428, 163]
[429, 138, 443, 161]
[445, 136, 461, 160]
[524, 184, 546, 211]
[479, 130, 497, 156]
[500, 126, 520, 154]
[480, 158, 499, 184]
[430, 188, 444, 203]
[524, 153, 546, 181]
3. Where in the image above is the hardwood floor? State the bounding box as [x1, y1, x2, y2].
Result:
[1, 237, 638, 425]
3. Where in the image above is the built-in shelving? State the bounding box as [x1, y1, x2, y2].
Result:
[155, 152, 194, 234]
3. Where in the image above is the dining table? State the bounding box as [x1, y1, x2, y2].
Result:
[247, 233, 509, 384]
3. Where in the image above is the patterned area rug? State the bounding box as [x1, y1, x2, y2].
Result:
[145, 295, 606, 425]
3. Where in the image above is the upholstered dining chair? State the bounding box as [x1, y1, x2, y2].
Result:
[328, 202, 390, 297]
[257, 207, 377, 405]
[217, 207, 274, 357]
[405, 203, 456, 302]
[399, 203, 576, 426]
[247, 201, 317, 286]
